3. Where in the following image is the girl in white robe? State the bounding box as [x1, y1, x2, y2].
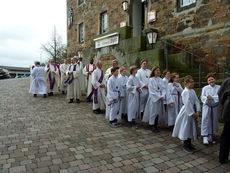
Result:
[172, 75, 201, 153]
[142, 66, 166, 133]
[167, 73, 183, 127]
[201, 74, 220, 144]
[118, 67, 129, 120]
[106, 67, 123, 127]
[126, 66, 142, 128]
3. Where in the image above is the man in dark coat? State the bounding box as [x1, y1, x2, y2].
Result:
[218, 77, 230, 164]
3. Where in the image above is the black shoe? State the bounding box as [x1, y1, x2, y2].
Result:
[93, 110, 100, 114]
[43, 94, 47, 98]
[62, 91, 65, 94]
[76, 99, 80, 104]
[48, 93, 52, 96]
[189, 144, 196, 151]
[152, 126, 160, 133]
[68, 99, 73, 103]
[50, 92, 54, 96]
[220, 159, 229, 164]
[183, 146, 194, 153]
[33, 94, 37, 97]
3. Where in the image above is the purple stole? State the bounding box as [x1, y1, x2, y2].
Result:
[65, 64, 76, 84]
[90, 70, 104, 104]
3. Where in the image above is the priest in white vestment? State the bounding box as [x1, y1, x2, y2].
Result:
[44, 59, 61, 96]
[60, 59, 69, 94]
[92, 61, 106, 114]
[83, 58, 97, 102]
[29, 61, 47, 98]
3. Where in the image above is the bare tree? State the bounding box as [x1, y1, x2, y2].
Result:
[41, 27, 67, 63]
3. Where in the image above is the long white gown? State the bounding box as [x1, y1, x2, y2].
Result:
[142, 77, 166, 125]
[118, 75, 128, 114]
[126, 75, 142, 122]
[167, 83, 183, 126]
[60, 63, 69, 92]
[29, 66, 47, 95]
[66, 64, 75, 100]
[106, 75, 123, 121]
[83, 64, 96, 99]
[172, 87, 201, 141]
[201, 84, 220, 136]
[136, 68, 151, 112]
[44, 63, 60, 93]
[73, 62, 83, 100]
[92, 68, 106, 110]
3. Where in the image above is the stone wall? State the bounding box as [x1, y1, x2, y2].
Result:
[148, 0, 230, 65]
[67, 0, 126, 57]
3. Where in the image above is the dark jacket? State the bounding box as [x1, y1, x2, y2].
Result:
[218, 77, 230, 122]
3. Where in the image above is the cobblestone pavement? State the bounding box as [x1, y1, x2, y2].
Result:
[0, 78, 229, 173]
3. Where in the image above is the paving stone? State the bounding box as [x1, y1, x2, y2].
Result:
[0, 79, 228, 173]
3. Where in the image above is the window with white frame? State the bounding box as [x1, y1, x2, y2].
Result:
[78, 0, 84, 6]
[100, 12, 108, 34]
[181, 0, 196, 7]
[79, 23, 84, 43]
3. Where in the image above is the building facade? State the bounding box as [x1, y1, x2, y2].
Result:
[67, 0, 230, 72]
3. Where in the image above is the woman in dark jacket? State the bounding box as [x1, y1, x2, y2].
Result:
[218, 77, 230, 164]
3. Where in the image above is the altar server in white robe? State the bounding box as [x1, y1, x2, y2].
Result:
[60, 59, 69, 94]
[172, 75, 201, 153]
[126, 66, 142, 128]
[73, 56, 83, 103]
[105, 60, 120, 83]
[66, 58, 75, 103]
[106, 67, 123, 127]
[167, 73, 183, 127]
[92, 61, 106, 114]
[142, 66, 166, 133]
[201, 74, 220, 145]
[136, 60, 151, 116]
[44, 59, 61, 96]
[118, 67, 129, 120]
[83, 58, 97, 102]
[29, 61, 47, 98]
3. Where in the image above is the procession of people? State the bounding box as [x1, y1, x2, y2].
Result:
[29, 56, 229, 164]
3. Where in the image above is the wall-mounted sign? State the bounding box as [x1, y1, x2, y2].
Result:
[94, 32, 119, 49]
[68, 8, 73, 29]
[148, 10, 156, 23]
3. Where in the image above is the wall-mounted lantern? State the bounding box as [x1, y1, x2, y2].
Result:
[122, 1, 129, 12]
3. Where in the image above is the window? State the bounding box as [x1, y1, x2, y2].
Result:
[78, 0, 84, 6]
[181, 0, 196, 7]
[100, 12, 108, 34]
[79, 23, 84, 43]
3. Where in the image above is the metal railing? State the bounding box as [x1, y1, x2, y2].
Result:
[162, 40, 230, 88]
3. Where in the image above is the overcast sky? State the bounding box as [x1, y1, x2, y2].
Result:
[0, 0, 67, 67]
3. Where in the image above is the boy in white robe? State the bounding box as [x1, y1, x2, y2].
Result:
[44, 59, 61, 96]
[201, 74, 220, 144]
[29, 61, 47, 98]
[106, 67, 123, 127]
[126, 66, 142, 128]
[60, 59, 69, 94]
[142, 66, 166, 133]
[136, 60, 151, 117]
[167, 73, 183, 127]
[118, 67, 129, 121]
[83, 58, 97, 102]
[172, 75, 201, 153]
[92, 61, 106, 114]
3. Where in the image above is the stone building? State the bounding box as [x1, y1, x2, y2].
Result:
[66, 0, 230, 74]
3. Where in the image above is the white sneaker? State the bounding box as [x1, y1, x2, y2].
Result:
[203, 137, 209, 145]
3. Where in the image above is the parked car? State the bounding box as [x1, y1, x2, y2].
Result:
[0, 68, 10, 79]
